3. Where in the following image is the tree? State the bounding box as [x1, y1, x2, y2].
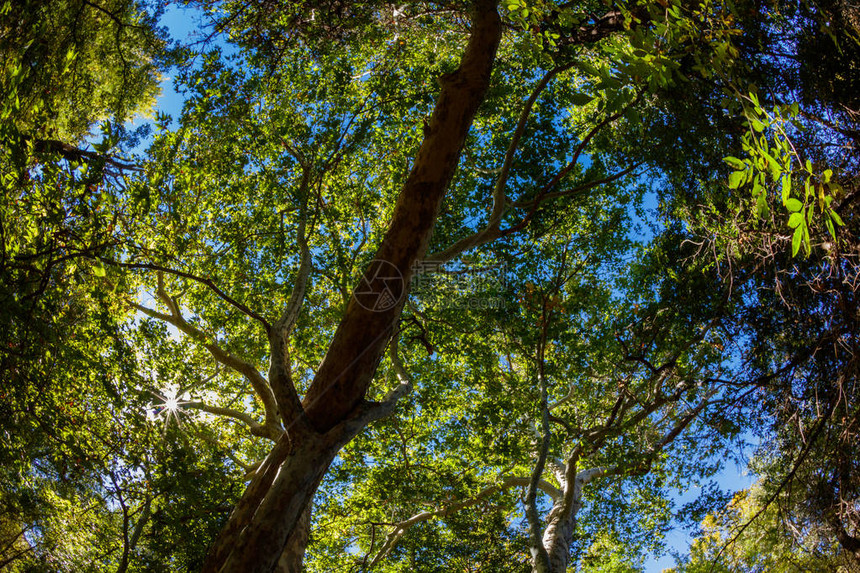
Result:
[0, 0, 173, 570]
[121, 1, 756, 569]
[669, 485, 859, 572]
[0, 0, 167, 142]
[673, 0, 860, 563]
[3, 0, 857, 571]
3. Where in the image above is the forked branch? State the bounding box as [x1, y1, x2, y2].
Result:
[130, 273, 281, 435]
[425, 62, 576, 264]
[367, 474, 561, 568]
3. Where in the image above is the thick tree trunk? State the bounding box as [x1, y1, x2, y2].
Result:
[202, 428, 331, 573]
[203, 3, 502, 572]
[542, 507, 576, 573]
[531, 467, 603, 573]
[537, 495, 578, 572]
[275, 502, 312, 573]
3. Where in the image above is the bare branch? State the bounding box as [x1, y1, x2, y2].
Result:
[110, 259, 271, 330]
[367, 475, 558, 568]
[130, 276, 281, 434]
[185, 402, 283, 442]
[425, 62, 575, 264]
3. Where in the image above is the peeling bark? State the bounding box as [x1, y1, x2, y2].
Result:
[539, 467, 604, 572]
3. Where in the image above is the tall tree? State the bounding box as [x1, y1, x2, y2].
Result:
[4, 0, 856, 570]
[0, 0, 172, 570]
[123, 0, 757, 570]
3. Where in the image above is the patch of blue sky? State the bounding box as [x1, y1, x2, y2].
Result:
[126, 3, 242, 145]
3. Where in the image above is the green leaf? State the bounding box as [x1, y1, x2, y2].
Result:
[829, 210, 844, 226]
[785, 198, 802, 212]
[787, 212, 803, 228]
[575, 60, 601, 77]
[728, 170, 745, 189]
[93, 263, 106, 277]
[749, 91, 760, 109]
[760, 149, 781, 180]
[826, 216, 836, 239]
[791, 225, 803, 257]
[756, 190, 769, 218]
[724, 156, 745, 170]
[569, 93, 594, 106]
[781, 175, 791, 204]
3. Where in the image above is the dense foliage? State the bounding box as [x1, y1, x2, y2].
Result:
[1, 0, 857, 571]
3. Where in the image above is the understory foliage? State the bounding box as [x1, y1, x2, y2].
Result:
[0, 0, 857, 571]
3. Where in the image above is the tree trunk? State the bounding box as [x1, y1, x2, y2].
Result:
[542, 506, 577, 573]
[275, 503, 312, 573]
[537, 495, 578, 572]
[532, 467, 602, 573]
[202, 2, 502, 571]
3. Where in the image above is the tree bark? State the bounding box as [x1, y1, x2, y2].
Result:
[203, 428, 339, 573]
[274, 504, 312, 573]
[202, 2, 502, 571]
[301, 0, 503, 434]
[533, 466, 604, 573]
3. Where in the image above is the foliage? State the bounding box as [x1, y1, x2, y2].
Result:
[669, 485, 859, 572]
[0, 0, 168, 142]
[0, 0, 174, 570]
[0, 0, 857, 571]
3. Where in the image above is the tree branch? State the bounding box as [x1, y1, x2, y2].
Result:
[268, 167, 313, 428]
[527, 312, 553, 573]
[116, 494, 151, 573]
[424, 62, 576, 265]
[300, 0, 503, 433]
[130, 274, 281, 434]
[110, 260, 271, 330]
[558, 9, 638, 46]
[185, 402, 283, 441]
[334, 332, 415, 433]
[31, 137, 141, 174]
[367, 475, 559, 568]
[424, 89, 644, 265]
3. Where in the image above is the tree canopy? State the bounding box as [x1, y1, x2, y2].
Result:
[1, 0, 858, 572]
